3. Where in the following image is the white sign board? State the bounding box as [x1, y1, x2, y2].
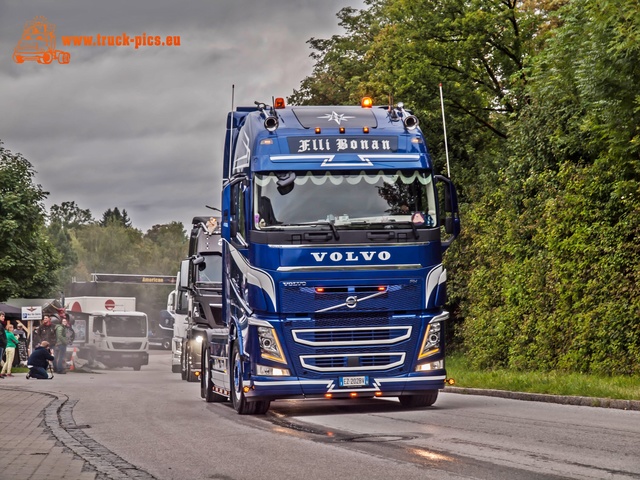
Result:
[21, 306, 42, 321]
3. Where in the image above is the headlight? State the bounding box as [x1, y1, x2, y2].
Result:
[258, 326, 286, 364]
[195, 336, 203, 343]
[418, 321, 441, 359]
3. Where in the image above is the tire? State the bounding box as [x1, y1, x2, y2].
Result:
[133, 365, 142, 371]
[202, 344, 225, 402]
[253, 399, 271, 415]
[398, 390, 439, 408]
[171, 364, 181, 373]
[230, 342, 257, 414]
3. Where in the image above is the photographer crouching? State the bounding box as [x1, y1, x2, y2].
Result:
[26, 341, 54, 379]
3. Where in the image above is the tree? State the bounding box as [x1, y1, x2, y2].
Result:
[100, 207, 132, 228]
[460, 0, 640, 374]
[49, 201, 93, 229]
[143, 222, 188, 274]
[0, 142, 60, 301]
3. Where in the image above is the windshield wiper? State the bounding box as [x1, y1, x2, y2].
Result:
[281, 221, 340, 240]
[389, 220, 419, 239]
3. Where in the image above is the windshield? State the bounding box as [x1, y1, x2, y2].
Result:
[105, 316, 147, 337]
[254, 170, 436, 229]
[197, 254, 223, 283]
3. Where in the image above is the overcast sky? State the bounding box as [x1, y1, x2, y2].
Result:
[0, 0, 362, 232]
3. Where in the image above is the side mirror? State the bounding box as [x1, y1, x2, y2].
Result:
[179, 259, 190, 291]
[435, 175, 461, 252]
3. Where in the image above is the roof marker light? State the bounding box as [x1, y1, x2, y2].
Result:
[339, 127, 345, 134]
[315, 127, 321, 134]
[315, 287, 325, 293]
[361, 97, 373, 108]
[363, 126, 370, 134]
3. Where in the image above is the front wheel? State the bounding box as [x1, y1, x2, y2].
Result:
[133, 365, 142, 371]
[398, 390, 439, 408]
[230, 342, 258, 414]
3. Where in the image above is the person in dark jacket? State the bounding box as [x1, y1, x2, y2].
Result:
[27, 341, 55, 379]
[34, 315, 57, 347]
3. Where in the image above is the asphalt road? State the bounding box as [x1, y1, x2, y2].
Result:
[13, 350, 640, 480]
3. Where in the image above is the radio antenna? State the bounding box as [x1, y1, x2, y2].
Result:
[439, 83, 451, 178]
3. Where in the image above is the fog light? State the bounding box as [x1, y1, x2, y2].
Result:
[256, 364, 290, 376]
[415, 359, 444, 372]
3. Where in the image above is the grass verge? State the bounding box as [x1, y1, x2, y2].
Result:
[446, 353, 640, 401]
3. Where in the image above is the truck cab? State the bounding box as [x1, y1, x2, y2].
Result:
[201, 98, 460, 414]
[177, 216, 223, 382]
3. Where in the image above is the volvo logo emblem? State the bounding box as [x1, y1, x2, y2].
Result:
[345, 296, 358, 309]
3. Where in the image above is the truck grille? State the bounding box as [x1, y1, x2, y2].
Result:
[112, 342, 142, 350]
[281, 283, 420, 313]
[300, 353, 405, 372]
[292, 326, 412, 346]
[285, 313, 420, 378]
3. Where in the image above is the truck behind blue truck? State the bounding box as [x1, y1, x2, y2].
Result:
[186, 97, 460, 414]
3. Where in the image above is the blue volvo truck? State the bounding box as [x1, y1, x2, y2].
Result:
[196, 97, 460, 414]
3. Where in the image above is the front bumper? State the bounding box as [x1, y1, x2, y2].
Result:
[247, 371, 446, 400]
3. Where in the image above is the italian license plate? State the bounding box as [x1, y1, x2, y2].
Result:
[339, 376, 368, 387]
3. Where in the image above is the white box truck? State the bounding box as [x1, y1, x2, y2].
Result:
[69, 310, 149, 370]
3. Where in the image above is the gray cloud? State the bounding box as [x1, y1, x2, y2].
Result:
[0, 0, 362, 232]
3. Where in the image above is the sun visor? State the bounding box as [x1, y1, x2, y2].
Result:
[292, 107, 378, 129]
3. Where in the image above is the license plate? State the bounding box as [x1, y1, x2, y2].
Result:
[339, 376, 368, 387]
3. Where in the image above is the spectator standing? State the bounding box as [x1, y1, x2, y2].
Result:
[26, 341, 55, 379]
[14, 323, 27, 340]
[14, 323, 28, 366]
[1, 324, 20, 377]
[53, 318, 71, 373]
[34, 315, 57, 347]
[0, 312, 6, 379]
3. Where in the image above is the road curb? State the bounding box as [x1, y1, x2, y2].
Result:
[444, 386, 640, 411]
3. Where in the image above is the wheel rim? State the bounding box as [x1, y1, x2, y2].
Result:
[232, 351, 242, 399]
